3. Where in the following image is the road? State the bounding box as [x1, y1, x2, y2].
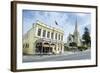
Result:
[23, 50, 91, 62]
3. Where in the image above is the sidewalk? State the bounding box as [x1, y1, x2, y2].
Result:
[23, 50, 91, 62]
[23, 49, 90, 60]
[23, 51, 76, 60]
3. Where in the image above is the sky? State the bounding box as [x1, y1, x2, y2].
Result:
[22, 10, 91, 43]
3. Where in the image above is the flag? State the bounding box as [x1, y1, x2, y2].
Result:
[55, 20, 58, 25]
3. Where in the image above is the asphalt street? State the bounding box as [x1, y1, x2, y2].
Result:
[23, 50, 91, 62]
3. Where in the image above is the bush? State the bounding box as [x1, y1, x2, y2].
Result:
[69, 42, 77, 47]
[64, 46, 70, 51]
[78, 46, 87, 51]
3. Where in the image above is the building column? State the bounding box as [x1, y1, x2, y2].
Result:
[41, 28, 43, 38]
[61, 44, 64, 53]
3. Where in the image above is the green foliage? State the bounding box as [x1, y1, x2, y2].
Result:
[78, 46, 87, 51]
[69, 42, 77, 47]
[64, 46, 69, 51]
[64, 43, 70, 51]
[82, 27, 91, 46]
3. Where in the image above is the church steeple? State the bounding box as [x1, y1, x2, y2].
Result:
[67, 17, 81, 47]
[75, 17, 78, 33]
[73, 17, 79, 45]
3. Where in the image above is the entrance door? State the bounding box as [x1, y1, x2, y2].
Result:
[42, 47, 52, 54]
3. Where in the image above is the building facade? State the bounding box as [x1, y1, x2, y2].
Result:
[23, 20, 64, 55]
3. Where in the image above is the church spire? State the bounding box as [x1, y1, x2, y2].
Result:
[73, 17, 79, 43]
[75, 17, 78, 32]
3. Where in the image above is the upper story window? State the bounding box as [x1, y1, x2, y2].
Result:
[55, 33, 57, 40]
[69, 37, 71, 41]
[59, 34, 60, 40]
[61, 35, 63, 41]
[43, 30, 46, 37]
[51, 32, 54, 39]
[47, 31, 50, 38]
[37, 28, 41, 36]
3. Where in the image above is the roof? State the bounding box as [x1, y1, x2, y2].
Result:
[34, 20, 64, 34]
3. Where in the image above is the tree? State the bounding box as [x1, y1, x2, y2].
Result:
[69, 42, 77, 51]
[64, 43, 69, 51]
[82, 27, 91, 47]
[69, 42, 77, 48]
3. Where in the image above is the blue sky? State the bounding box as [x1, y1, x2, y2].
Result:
[22, 10, 91, 42]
